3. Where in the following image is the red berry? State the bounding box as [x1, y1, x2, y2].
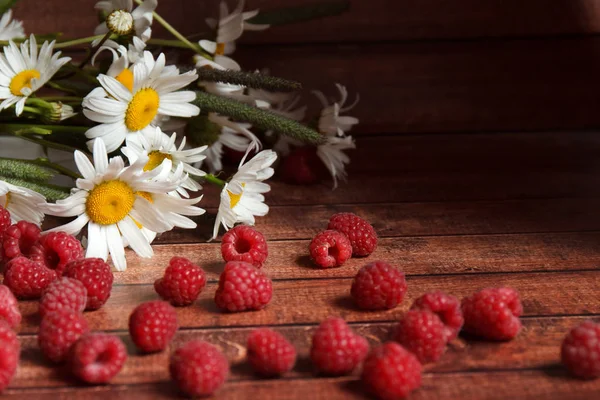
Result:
[1, 221, 40, 262]
[0, 320, 19, 393]
[362, 342, 422, 400]
[0, 284, 21, 328]
[561, 321, 600, 379]
[393, 310, 447, 363]
[247, 328, 296, 376]
[221, 225, 268, 268]
[351, 261, 407, 310]
[29, 232, 84, 276]
[63, 258, 113, 310]
[38, 310, 89, 363]
[461, 287, 523, 341]
[154, 257, 207, 306]
[279, 146, 323, 185]
[310, 317, 369, 375]
[214, 261, 273, 312]
[70, 333, 127, 384]
[3, 256, 57, 299]
[39, 277, 87, 318]
[129, 300, 178, 353]
[170, 340, 229, 397]
[328, 212, 378, 256]
[411, 291, 463, 341]
[309, 230, 352, 268]
[0, 206, 11, 237]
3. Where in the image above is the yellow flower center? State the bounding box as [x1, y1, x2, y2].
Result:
[144, 151, 172, 171]
[125, 88, 160, 132]
[215, 43, 226, 56]
[9, 69, 41, 96]
[115, 68, 134, 92]
[227, 183, 245, 209]
[136, 191, 154, 203]
[86, 180, 135, 225]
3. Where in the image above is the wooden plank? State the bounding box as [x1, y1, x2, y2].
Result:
[14, 0, 600, 43]
[14, 271, 600, 334]
[11, 316, 598, 389]
[234, 39, 600, 134]
[5, 369, 600, 399]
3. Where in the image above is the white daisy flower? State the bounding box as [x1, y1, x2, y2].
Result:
[0, 180, 45, 225]
[122, 126, 207, 197]
[317, 135, 356, 189]
[212, 149, 277, 240]
[42, 139, 183, 271]
[0, 10, 25, 41]
[94, 0, 157, 41]
[0, 35, 71, 116]
[83, 51, 199, 152]
[313, 83, 359, 137]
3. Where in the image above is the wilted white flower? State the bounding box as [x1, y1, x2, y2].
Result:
[0, 180, 45, 225]
[313, 83, 359, 137]
[94, 0, 157, 41]
[0, 10, 25, 41]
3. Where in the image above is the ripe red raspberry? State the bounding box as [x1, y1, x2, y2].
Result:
[39, 277, 87, 318]
[0, 206, 11, 236]
[351, 261, 407, 310]
[70, 333, 127, 383]
[393, 310, 447, 363]
[38, 310, 89, 363]
[29, 232, 84, 276]
[309, 230, 352, 268]
[221, 225, 268, 268]
[561, 321, 600, 379]
[63, 258, 113, 310]
[3, 256, 57, 299]
[247, 328, 296, 376]
[170, 340, 229, 397]
[362, 342, 422, 400]
[0, 320, 19, 393]
[0, 284, 21, 328]
[154, 257, 207, 306]
[328, 212, 378, 256]
[129, 300, 178, 353]
[461, 287, 523, 341]
[411, 291, 464, 341]
[1, 221, 40, 263]
[214, 261, 273, 312]
[310, 317, 369, 375]
[279, 146, 323, 185]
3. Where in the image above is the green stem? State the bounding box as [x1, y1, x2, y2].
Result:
[22, 106, 43, 115]
[39, 96, 83, 103]
[46, 81, 80, 95]
[147, 38, 213, 59]
[204, 174, 225, 187]
[31, 158, 81, 180]
[0, 123, 88, 135]
[53, 35, 108, 49]
[13, 134, 80, 154]
[26, 98, 53, 110]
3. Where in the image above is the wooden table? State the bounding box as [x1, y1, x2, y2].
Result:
[3, 131, 600, 399]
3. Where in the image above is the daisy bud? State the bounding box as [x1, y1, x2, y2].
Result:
[42, 102, 76, 124]
[106, 9, 134, 36]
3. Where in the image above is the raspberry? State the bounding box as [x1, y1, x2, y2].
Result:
[29, 232, 84, 276]
[39, 277, 87, 318]
[64, 258, 113, 310]
[154, 257, 207, 306]
[38, 310, 89, 363]
[214, 261, 273, 312]
[1, 221, 40, 262]
[361, 342, 422, 400]
[0, 320, 19, 393]
[411, 291, 464, 341]
[309, 230, 352, 268]
[561, 321, 600, 379]
[70, 333, 127, 384]
[170, 340, 229, 397]
[3, 256, 57, 299]
[461, 287, 523, 341]
[0, 206, 11, 236]
[393, 310, 447, 363]
[0, 284, 21, 328]
[351, 261, 407, 310]
[247, 328, 296, 376]
[310, 317, 369, 375]
[279, 146, 323, 185]
[129, 300, 178, 353]
[221, 225, 268, 268]
[328, 212, 378, 257]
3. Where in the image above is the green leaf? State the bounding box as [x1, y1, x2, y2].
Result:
[0, 158, 55, 183]
[247, 1, 349, 26]
[0, 176, 70, 202]
[197, 69, 301, 92]
[192, 91, 325, 145]
[0, 0, 19, 16]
